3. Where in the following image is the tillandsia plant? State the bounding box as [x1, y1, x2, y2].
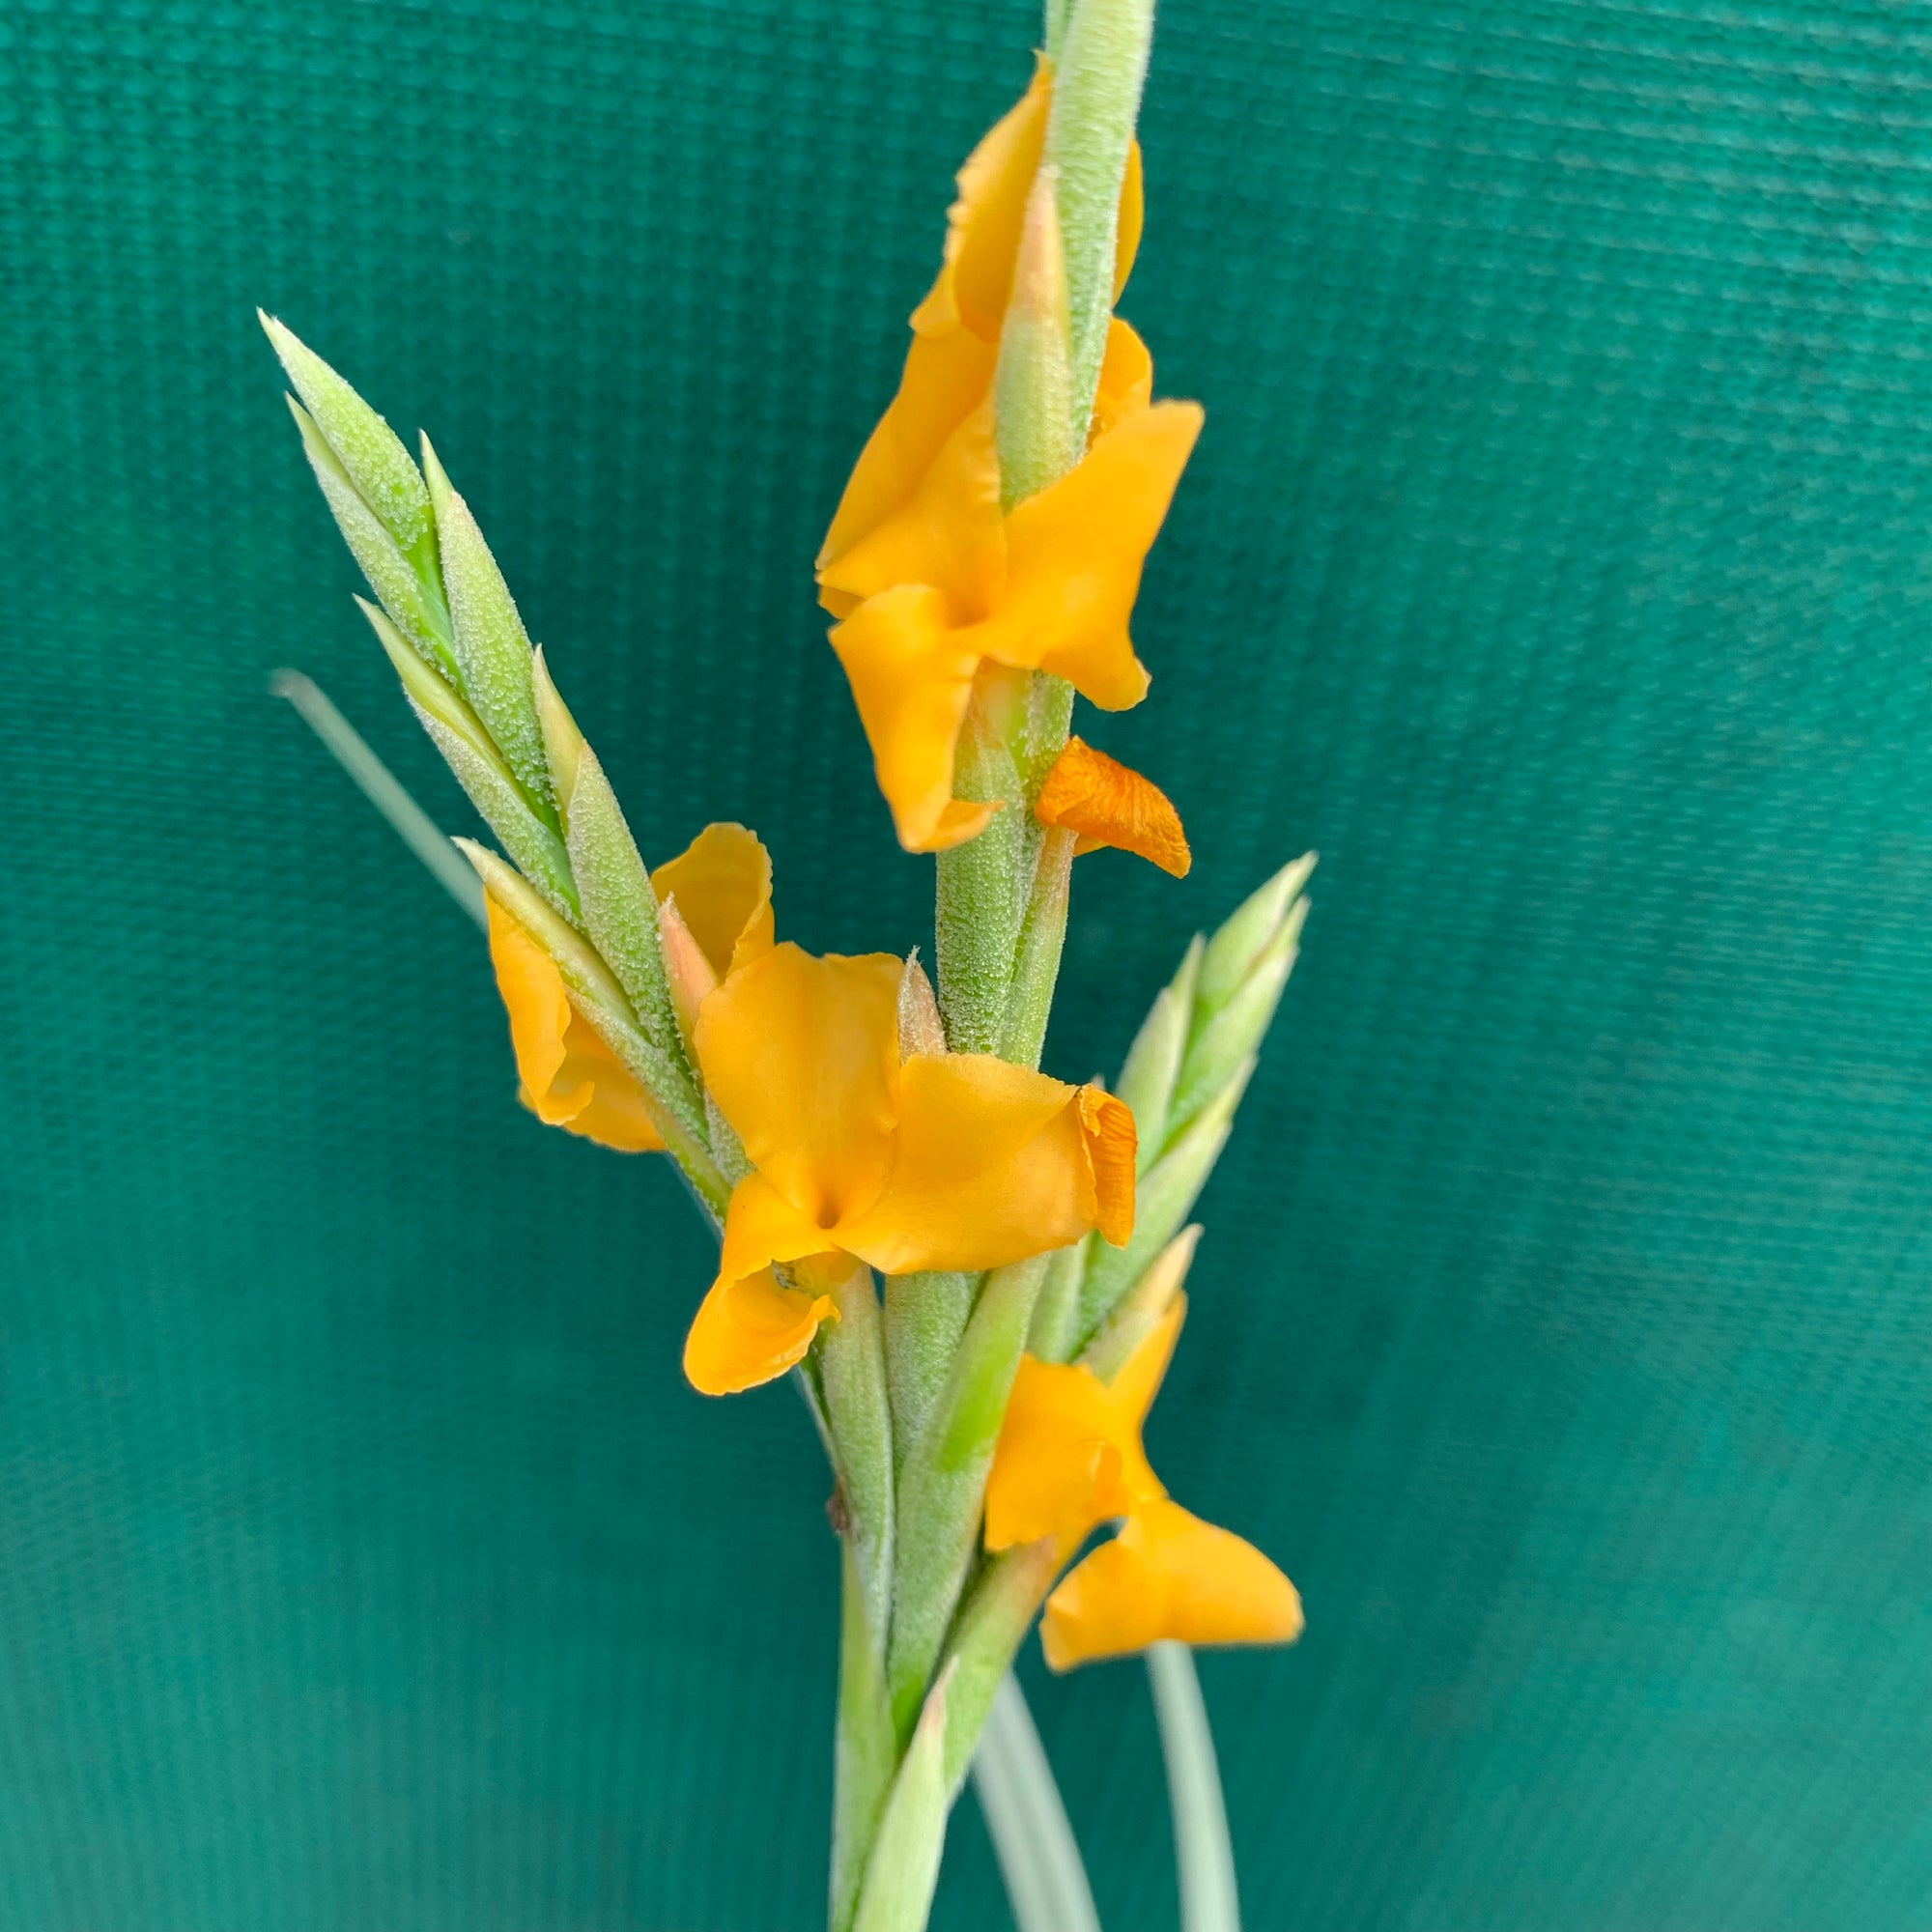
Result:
[266, 2, 1313, 1926]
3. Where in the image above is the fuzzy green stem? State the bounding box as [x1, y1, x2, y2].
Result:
[1045, 0, 1155, 429]
[934, 712, 1027, 1053]
[885, 1255, 1050, 1740]
[820, 1266, 896, 1648]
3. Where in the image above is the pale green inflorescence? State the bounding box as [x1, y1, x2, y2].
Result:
[265, 315, 718, 1213]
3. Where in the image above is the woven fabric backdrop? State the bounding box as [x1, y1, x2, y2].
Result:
[4, 2, 1928, 1926]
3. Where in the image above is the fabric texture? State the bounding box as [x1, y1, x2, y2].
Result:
[2, 2, 1928, 1926]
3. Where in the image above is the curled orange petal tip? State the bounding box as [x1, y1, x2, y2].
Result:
[1037, 737, 1191, 878]
[1078, 1084, 1137, 1246]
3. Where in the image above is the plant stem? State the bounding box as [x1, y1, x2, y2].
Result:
[1148, 1643, 1242, 1932]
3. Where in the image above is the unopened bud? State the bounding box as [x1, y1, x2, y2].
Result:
[993, 166, 1076, 508]
[530, 645, 585, 813]
[898, 952, 947, 1059]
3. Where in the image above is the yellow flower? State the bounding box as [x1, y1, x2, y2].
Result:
[484, 821, 773, 1151]
[683, 942, 1137, 1395]
[815, 69, 1202, 854]
[984, 1295, 1302, 1670]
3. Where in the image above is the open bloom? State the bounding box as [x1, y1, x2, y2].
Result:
[684, 943, 1136, 1394]
[816, 67, 1203, 853]
[485, 821, 773, 1150]
[985, 1294, 1301, 1669]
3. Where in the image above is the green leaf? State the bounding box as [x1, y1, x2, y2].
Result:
[971, 1674, 1104, 1932]
[851, 1664, 953, 1932]
[1147, 1642, 1243, 1932]
[259, 313, 433, 557]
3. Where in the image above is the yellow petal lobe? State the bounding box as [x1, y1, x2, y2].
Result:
[1040, 1498, 1303, 1671]
[839, 1054, 1114, 1274]
[651, 821, 775, 980]
[1037, 737, 1191, 878]
[683, 1267, 838, 1396]
[984, 1354, 1160, 1551]
[484, 894, 662, 1153]
[828, 586, 1001, 853]
[965, 398, 1203, 706]
[695, 945, 903, 1229]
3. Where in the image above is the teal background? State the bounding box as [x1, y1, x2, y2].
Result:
[3, 1, 1929, 1925]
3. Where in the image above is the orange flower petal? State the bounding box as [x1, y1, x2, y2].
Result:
[651, 822, 774, 980]
[818, 398, 1005, 622]
[963, 397, 1203, 707]
[1037, 737, 1191, 878]
[1114, 141, 1144, 300]
[923, 62, 1054, 343]
[695, 946, 904, 1229]
[817, 328, 1001, 615]
[828, 584, 1001, 854]
[1040, 1498, 1303, 1671]
[838, 1052, 1104, 1274]
[1106, 1292, 1185, 1433]
[716, 1171, 845, 1291]
[1091, 317, 1154, 437]
[1077, 1084, 1138, 1247]
[984, 1354, 1162, 1551]
[484, 894, 663, 1153]
[683, 1267, 838, 1396]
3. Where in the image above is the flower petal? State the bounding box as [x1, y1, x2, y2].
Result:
[818, 398, 1005, 622]
[829, 584, 1001, 854]
[1077, 1085, 1137, 1247]
[1040, 1498, 1303, 1671]
[1037, 737, 1190, 878]
[651, 821, 775, 980]
[1106, 1292, 1186, 1434]
[838, 1053, 1104, 1274]
[683, 1266, 838, 1396]
[695, 945, 904, 1227]
[716, 1171, 846, 1289]
[984, 1354, 1161, 1550]
[963, 397, 1203, 708]
[817, 327, 1001, 616]
[484, 894, 663, 1152]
